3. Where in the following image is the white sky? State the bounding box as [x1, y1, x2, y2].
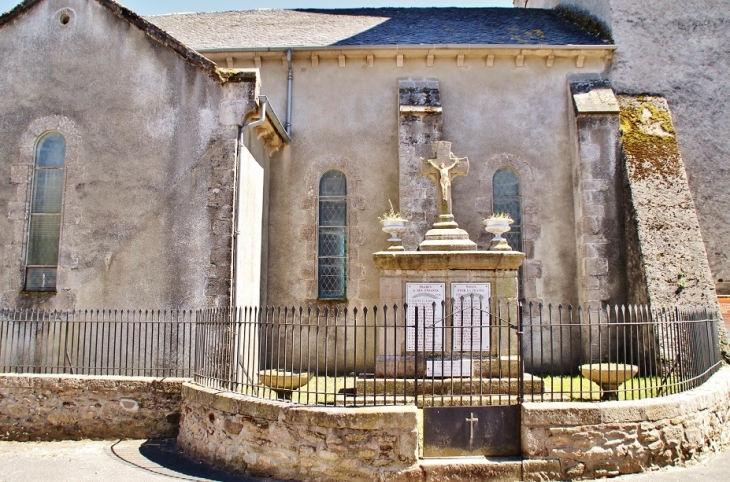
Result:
[1, 1, 515, 16]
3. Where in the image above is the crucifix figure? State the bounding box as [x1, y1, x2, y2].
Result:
[420, 141, 469, 217]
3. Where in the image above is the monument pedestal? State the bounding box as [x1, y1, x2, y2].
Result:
[373, 250, 524, 378]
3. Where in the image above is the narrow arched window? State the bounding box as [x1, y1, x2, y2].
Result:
[318, 170, 347, 299]
[493, 168, 523, 291]
[25, 132, 66, 292]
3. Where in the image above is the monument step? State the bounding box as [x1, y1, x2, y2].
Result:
[319, 392, 567, 407]
[354, 374, 543, 397]
[375, 355, 520, 378]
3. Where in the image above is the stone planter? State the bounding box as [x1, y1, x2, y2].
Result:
[483, 217, 514, 251]
[381, 218, 409, 251]
[258, 370, 311, 400]
[580, 363, 639, 400]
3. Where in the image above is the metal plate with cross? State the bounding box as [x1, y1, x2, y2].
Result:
[423, 406, 521, 457]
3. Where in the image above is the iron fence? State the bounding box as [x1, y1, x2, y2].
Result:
[1, 302, 721, 406]
[0, 309, 196, 377]
[194, 301, 722, 407]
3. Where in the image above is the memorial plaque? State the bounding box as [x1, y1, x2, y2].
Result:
[406, 283, 445, 352]
[451, 283, 490, 352]
[426, 359, 471, 378]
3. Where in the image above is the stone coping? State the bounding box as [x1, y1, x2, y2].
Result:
[373, 250, 524, 270]
[0, 373, 189, 391]
[181, 382, 418, 429]
[522, 366, 730, 427]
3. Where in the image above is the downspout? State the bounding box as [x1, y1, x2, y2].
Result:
[231, 97, 267, 310]
[286, 49, 293, 136]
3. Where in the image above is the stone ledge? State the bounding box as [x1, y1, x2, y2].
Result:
[181, 381, 418, 429]
[373, 250, 524, 271]
[0, 373, 187, 392]
[523, 367, 730, 427]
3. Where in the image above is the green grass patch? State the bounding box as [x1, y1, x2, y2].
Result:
[617, 376, 679, 400]
[542, 375, 681, 401]
[543, 376, 601, 401]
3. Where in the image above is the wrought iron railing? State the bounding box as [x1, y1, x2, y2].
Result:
[1, 303, 720, 405]
[193, 302, 722, 407]
[0, 309, 196, 377]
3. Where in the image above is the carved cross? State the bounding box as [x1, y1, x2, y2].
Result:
[420, 141, 469, 216]
[465, 412, 478, 441]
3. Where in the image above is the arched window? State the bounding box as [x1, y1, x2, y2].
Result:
[318, 170, 347, 299]
[493, 168, 523, 290]
[25, 132, 66, 292]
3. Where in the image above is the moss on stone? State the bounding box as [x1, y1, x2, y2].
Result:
[556, 6, 613, 43]
[619, 96, 682, 183]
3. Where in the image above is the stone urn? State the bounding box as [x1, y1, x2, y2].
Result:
[483, 216, 514, 251]
[580, 363, 639, 401]
[380, 218, 409, 251]
[258, 369, 312, 400]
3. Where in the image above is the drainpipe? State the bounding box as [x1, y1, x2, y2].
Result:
[285, 49, 293, 136]
[231, 98, 267, 310]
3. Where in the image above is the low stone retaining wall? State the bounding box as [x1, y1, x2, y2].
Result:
[177, 383, 420, 481]
[522, 367, 730, 480]
[3, 369, 729, 480]
[0, 374, 185, 441]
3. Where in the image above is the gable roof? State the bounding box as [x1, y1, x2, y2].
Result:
[146, 7, 612, 52]
[0, 0, 254, 83]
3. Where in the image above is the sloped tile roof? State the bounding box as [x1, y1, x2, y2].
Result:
[146, 7, 611, 51]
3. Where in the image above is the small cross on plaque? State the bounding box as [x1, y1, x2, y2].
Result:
[466, 412, 478, 441]
[420, 141, 469, 217]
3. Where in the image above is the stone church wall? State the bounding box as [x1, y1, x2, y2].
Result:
[247, 50, 610, 307]
[519, 0, 730, 295]
[0, 0, 261, 309]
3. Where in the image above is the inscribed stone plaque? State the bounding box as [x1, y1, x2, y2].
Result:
[406, 283, 445, 352]
[426, 359, 471, 378]
[451, 283, 490, 352]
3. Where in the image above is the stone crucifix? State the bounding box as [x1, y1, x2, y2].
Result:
[420, 141, 469, 217]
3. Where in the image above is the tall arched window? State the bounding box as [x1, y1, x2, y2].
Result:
[318, 170, 347, 299]
[493, 168, 523, 291]
[25, 132, 66, 292]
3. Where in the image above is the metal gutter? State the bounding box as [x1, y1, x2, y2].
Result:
[260, 95, 291, 144]
[197, 43, 616, 54]
[285, 49, 293, 136]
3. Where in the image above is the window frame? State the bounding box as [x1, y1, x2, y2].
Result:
[317, 169, 348, 300]
[24, 131, 67, 292]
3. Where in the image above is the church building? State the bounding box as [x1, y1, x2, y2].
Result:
[0, 0, 725, 317]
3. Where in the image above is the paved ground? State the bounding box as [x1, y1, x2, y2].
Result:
[0, 439, 283, 482]
[0, 439, 729, 481]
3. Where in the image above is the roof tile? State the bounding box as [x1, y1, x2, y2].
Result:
[146, 7, 611, 50]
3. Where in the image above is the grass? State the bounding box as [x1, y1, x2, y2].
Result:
[543, 375, 680, 401]
[543, 375, 601, 401]
[240, 372, 684, 404]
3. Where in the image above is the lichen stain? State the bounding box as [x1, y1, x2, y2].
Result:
[619, 96, 682, 183]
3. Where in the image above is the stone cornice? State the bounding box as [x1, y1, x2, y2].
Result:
[373, 251, 525, 271]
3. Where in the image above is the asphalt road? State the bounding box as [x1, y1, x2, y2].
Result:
[0, 438, 729, 481]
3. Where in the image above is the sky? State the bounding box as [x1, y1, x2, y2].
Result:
[1, 1, 515, 16]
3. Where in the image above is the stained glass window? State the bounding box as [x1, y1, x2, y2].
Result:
[25, 132, 66, 292]
[318, 170, 347, 299]
[493, 168, 523, 293]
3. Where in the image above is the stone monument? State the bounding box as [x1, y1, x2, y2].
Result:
[371, 140, 525, 381]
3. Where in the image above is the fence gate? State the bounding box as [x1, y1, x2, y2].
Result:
[417, 303, 523, 457]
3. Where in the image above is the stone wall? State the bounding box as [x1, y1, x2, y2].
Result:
[177, 382, 419, 481]
[522, 367, 730, 480]
[0, 374, 184, 441]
